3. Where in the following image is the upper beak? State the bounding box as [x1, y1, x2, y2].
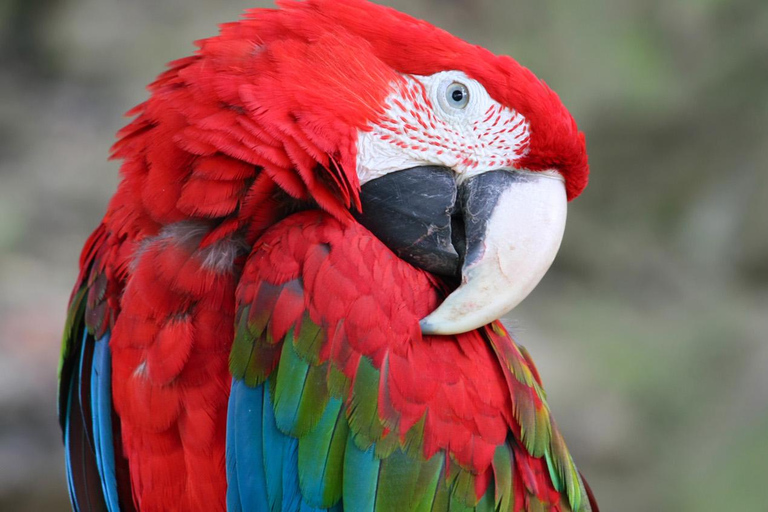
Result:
[356, 166, 567, 335]
[420, 170, 567, 335]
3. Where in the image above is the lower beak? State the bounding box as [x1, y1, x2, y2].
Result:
[356, 166, 567, 335]
[420, 170, 567, 334]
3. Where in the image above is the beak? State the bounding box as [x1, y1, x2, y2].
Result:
[356, 167, 567, 335]
[420, 170, 567, 334]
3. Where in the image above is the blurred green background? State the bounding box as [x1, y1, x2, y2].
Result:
[1, 0, 766, 510]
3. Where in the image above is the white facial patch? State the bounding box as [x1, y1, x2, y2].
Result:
[356, 71, 530, 185]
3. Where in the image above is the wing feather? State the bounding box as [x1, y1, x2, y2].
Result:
[60, 225, 131, 512]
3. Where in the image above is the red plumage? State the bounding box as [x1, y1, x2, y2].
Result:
[65, 0, 593, 510]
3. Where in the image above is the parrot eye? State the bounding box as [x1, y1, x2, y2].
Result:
[444, 82, 470, 109]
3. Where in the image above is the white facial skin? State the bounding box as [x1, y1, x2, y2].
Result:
[356, 71, 568, 335]
[357, 71, 531, 185]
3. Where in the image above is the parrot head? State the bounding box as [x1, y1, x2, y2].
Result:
[130, 0, 588, 336]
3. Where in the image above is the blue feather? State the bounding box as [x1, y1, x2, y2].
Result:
[297, 397, 345, 507]
[89, 332, 120, 511]
[281, 432, 303, 512]
[225, 391, 243, 512]
[64, 332, 90, 512]
[64, 374, 80, 512]
[226, 446, 243, 512]
[342, 436, 380, 512]
[227, 380, 337, 512]
[227, 379, 269, 511]
[263, 383, 287, 510]
[298, 501, 333, 512]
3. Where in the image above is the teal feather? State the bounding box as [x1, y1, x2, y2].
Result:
[89, 333, 120, 511]
[273, 329, 310, 434]
[273, 325, 331, 434]
[342, 435, 380, 512]
[297, 397, 348, 508]
[263, 383, 289, 510]
[226, 380, 269, 512]
[545, 450, 563, 493]
[281, 435, 303, 512]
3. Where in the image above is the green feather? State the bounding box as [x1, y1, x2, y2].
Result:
[409, 452, 443, 512]
[292, 313, 325, 364]
[474, 481, 496, 512]
[518, 345, 549, 400]
[528, 496, 548, 512]
[402, 413, 427, 458]
[576, 473, 591, 512]
[58, 287, 86, 377]
[328, 363, 351, 400]
[492, 444, 513, 512]
[229, 306, 252, 379]
[448, 466, 478, 510]
[517, 397, 551, 457]
[297, 397, 348, 508]
[273, 329, 330, 436]
[347, 356, 385, 450]
[374, 448, 421, 512]
[230, 305, 282, 387]
[545, 450, 564, 493]
[294, 363, 330, 434]
[430, 473, 450, 512]
[373, 431, 399, 460]
[508, 346, 537, 387]
[550, 427, 582, 510]
[273, 328, 307, 431]
[248, 287, 274, 338]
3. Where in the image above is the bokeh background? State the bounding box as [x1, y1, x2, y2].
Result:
[1, 0, 766, 510]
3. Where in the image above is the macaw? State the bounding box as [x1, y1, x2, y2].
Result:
[58, 1, 598, 511]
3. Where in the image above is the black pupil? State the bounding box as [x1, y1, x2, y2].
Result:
[451, 89, 465, 102]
